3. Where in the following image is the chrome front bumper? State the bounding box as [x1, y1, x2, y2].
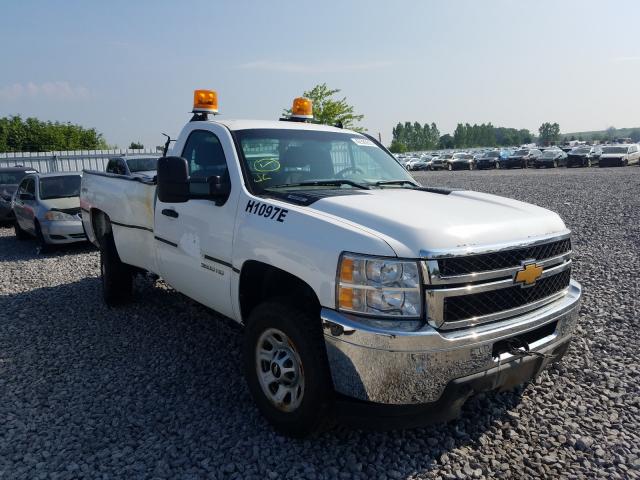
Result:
[322, 280, 581, 405]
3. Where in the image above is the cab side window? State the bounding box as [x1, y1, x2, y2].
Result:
[181, 130, 229, 179]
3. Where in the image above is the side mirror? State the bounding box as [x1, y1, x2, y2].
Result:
[157, 156, 189, 203]
[19, 192, 34, 201]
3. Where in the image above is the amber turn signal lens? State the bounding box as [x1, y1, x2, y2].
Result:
[338, 287, 353, 309]
[340, 257, 354, 283]
[291, 97, 313, 119]
[193, 89, 218, 113]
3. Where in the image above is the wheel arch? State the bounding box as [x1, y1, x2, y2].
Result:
[238, 260, 321, 324]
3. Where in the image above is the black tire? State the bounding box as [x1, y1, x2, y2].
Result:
[14, 220, 29, 240]
[244, 301, 333, 437]
[587, 158, 592, 167]
[553, 160, 558, 168]
[447, 163, 453, 171]
[34, 221, 50, 254]
[100, 233, 133, 305]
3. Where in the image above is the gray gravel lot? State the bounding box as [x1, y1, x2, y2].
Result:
[0, 167, 639, 479]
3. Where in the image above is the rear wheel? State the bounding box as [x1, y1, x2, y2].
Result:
[14, 220, 29, 240]
[244, 301, 332, 437]
[100, 232, 133, 305]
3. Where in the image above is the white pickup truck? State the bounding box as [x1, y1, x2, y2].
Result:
[80, 91, 581, 436]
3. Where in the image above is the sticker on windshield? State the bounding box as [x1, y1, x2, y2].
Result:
[351, 137, 376, 147]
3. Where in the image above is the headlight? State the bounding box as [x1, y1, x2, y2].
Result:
[44, 210, 76, 221]
[337, 253, 422, 318]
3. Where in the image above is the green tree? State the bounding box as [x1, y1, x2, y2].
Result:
[388, 139, 407, 153]
[439, 134, 454, 149]
[129, 141, 144, 149]
[283, 83, 364, 131]
[538, 122, 561, 146]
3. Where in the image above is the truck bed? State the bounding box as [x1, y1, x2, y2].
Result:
[81, 171, 159, 274]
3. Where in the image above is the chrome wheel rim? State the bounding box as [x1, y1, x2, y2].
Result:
[255, 328, 305, 412]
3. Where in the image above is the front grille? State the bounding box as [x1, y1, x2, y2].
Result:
[438, 238, 571, 276]
[443, 269, 571, 322]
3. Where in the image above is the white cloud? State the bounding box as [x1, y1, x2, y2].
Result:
[0, 81, 90, 101]
[236, 60, 393, 73]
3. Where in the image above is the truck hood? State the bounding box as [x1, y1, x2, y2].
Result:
[307, 188, 566, 257]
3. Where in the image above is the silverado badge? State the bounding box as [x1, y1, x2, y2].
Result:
[514, 261, 543, 287]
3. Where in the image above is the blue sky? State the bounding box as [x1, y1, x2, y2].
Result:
[1, 0, 639, 148]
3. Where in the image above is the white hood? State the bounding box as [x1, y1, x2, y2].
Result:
[308, 189, 567, 258]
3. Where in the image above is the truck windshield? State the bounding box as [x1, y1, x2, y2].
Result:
[235, 129, 415, 191]
[39, 175, 81, 200]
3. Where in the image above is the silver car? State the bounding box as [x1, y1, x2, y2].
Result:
[12, 172, 86, 251]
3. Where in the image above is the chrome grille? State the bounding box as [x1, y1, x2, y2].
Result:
[444, 269, 570, 322]
[438, 238, 571, 276]
[423, 232, 574, 330]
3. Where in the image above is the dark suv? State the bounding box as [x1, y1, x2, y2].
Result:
[566, 146, 602, 168]
[0, 166, 38, 222]
[499, 149, 542, 169]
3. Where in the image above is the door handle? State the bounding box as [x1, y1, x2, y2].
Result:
[161, 209, 179, 218]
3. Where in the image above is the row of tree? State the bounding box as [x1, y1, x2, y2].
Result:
[390, 122, 440, 152]
[0, 115, 109, 153]
[389, 121, 536, 152]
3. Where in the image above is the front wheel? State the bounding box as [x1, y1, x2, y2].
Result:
[244, 301, 332, 437]
[35, 221, 50, 254]
[447, 163, 453, 171]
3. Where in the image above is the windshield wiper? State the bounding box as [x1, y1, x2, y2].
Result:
[268, 180, 370, 190]
[374, 180, 419, 188]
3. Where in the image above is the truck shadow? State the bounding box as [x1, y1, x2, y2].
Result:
[0, 274, 530, 478]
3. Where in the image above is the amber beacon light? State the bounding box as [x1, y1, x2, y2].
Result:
[291, 97, 313, 119]
[193, 89, 218, 114]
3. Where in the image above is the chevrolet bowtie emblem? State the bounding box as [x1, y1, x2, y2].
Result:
[514, 261, 543, 287]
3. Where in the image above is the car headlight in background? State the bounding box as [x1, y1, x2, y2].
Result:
[337, 253, 422, 318]
[44, 210, 76, 221]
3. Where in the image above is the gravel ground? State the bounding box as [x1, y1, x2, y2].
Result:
[0, 166, 638, 479]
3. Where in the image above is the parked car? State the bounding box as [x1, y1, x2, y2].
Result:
[599, 144, 640, 167]
[79, 90, 581, 436]
[499, 149, 542, 169]
[445, 152, 474, 170]
[534, 149, 568, 168]
[105, 155, 159, 178]
[12, 172, 86, 251]
[409, 157, 431, 171]
[428, 154, 445, 170]
[566, 146, 602, 168]
[475, 151, 499, 169]
[0, 166, 38, 223]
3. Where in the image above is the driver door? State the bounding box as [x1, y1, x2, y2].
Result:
[154, 125, 239, 319]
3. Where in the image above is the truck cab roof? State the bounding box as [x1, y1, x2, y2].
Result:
[197, 118, 355, 134]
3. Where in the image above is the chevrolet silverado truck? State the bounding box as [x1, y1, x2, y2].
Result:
[80, 90, 581, 436]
